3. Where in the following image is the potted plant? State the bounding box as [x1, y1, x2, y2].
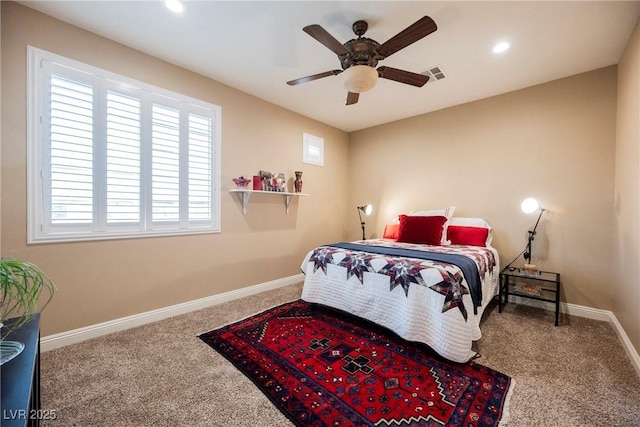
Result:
[1, 259, 55, 365]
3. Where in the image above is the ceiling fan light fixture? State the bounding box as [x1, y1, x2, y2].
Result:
[343, 65, 379, 93]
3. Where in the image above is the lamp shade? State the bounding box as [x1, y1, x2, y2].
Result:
[343, 65, 378, 93]
[357, 204, 373, 216]
[521, 198, 540, 214]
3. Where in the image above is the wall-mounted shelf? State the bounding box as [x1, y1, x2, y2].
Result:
[229, 189, 309, 215]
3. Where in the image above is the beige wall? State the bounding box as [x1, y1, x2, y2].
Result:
[1, 2, 350, 336]
[349, 67, 617, 311]
[614, 19, 640, 354]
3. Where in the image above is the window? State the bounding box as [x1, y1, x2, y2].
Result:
[302, 132, 324, 166]
[27, 46, 221, 243]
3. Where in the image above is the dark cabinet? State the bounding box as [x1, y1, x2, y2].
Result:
[1, 314, 41, 427]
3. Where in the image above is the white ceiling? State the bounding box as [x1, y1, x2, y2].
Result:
[21, 1, 640, 132]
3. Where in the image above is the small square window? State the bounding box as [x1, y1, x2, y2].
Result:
[303, 133, 324, 166]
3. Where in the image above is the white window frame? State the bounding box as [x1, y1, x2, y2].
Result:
[27, 46, 221, 243]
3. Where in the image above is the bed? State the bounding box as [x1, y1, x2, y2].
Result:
[300, 212, 500, 363]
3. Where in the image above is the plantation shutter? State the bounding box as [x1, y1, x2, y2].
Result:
[48, 71, 94, 226]
[30, 47, 220, 242]
[188, 113, 213, 222]
[151, 103, 181, 224]
[106, 90, 142, 225]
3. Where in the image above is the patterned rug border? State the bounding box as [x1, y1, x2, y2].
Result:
[194, 298, 301, 337]
[199, 299, 514, 427]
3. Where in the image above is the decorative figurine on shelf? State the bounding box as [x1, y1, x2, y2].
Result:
[259, 171, 272, 191]
[274, 172, 286, 192]
[294, 171, 303, 193]
[232, 176, 251, 188]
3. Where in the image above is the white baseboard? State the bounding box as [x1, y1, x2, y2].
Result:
[509, 296, 640, 377]
[606, 312, 640, 378]
[41, 274, 304, 352]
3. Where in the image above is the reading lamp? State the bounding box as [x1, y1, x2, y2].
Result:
[521, 198, 546, 266]
[357, 204, 373, 240]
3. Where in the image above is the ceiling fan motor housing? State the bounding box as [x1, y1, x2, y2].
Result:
[340, 37, 382, 69]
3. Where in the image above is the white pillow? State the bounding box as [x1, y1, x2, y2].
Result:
[448, 217, 493, 246]
[409, 207, 456, 220]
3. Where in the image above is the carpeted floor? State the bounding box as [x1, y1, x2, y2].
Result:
[40, 282, 640, 426]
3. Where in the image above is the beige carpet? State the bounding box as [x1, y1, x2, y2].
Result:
[40, 282, 640, 426]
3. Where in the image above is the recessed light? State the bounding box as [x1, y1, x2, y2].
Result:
[492, 41, 510, 54]
[165, 0, 184, 13]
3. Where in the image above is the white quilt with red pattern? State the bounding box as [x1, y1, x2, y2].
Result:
[300, 239, 500, 363]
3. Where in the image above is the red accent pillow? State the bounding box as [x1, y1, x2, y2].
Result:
[447, 225, 489, 247]
[382, 223, 400, 240]
[397, 214, 447, 245]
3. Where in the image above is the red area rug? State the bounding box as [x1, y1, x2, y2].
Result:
[199, 300, 512, 426]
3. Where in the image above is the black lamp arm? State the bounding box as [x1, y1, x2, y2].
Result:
[524, 208, 545, 264]
[357, 206, 367, 240]
[530, 208, 546, 236]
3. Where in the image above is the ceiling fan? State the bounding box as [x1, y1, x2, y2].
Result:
[286, 16, 438, 105]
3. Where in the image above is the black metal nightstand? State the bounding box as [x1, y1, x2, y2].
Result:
[498, 268, 561, 326]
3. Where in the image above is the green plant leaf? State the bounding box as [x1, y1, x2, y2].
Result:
[1, 259, 55, 339]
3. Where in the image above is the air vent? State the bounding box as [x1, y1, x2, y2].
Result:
[421, 66, 446, 83]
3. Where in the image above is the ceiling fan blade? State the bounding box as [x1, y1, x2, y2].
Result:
[303, 24, 349, 56]
[376, 16, 437, 59]
[378, 66, 430, 87]
[287, 70, 342, 86]
[346, 92, 359, 105]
